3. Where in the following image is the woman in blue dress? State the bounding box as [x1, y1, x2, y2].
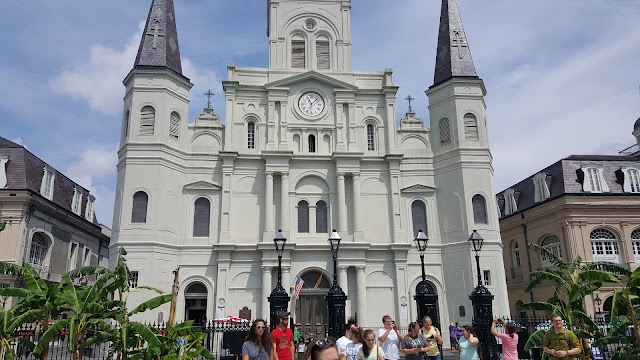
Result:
[457, 325, 479, 360]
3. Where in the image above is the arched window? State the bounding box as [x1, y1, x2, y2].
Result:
[291, 34, 306, 69]
[411, 200, 428, 237]
[632, 229, 640, 264]
[463, 113, 478, 140]
[316, 35, 330, 70]
[193, 198, 211, 237]
[247, 121, 256, 149]
[123, 110, 130, 139]
[511, 242, 521, 268]
[622, 168, 640, 193]
[308, 134, 316, 153]
[541, 235, 562, 268]
[439, 118, 451, 146]
[131, 191, 149, 223]
[472, 194, 488, 224]
[139, 106, 155, 135]
[169, 111, 180, 140]
[29, 233, 48, 266]
[367, 124, 375, 151]
[316, 200, 328, 233]
[590, 228, 620, 263]
[298, 201, 309, 233]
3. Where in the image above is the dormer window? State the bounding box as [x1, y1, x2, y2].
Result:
[580, 166, 609, 193]
[85, 195, 95, 221]
[533, 172, 551, 203]
[71, 188, 83, 215]
[40, 167, 55, 200]
[621, 167, 640, 193]
[291, 34, 306, 69]
[504, 188, 517, 216]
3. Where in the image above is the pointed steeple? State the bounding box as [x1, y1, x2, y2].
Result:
[433, 0, 478, 86]
[134, 0, 183, 75]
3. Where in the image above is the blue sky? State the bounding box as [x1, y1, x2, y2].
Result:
[1, 0, 639, 226]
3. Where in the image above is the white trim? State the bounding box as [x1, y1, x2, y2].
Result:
[580, 165, 609, 193]
[68, 242, 79, 272]
[504, 188, 517, 215]
[40, 167, 55, 200]
[621, 167, 640, 193]
[532, 172, 550, 202]
[71, 188, 83, 215]
[85, 195, 95, 221]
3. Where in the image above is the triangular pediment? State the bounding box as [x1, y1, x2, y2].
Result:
[401, 184, 436, 193]
[183, 181, 221, 191]
[265, 71, 358, 90]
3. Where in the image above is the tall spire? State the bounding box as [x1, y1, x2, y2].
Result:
[433, 0, 477, 86]
[134, 0, 183, 75]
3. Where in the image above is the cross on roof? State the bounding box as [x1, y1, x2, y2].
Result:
[147, 20, 165, 49]
[204, 90, 214, 109]
[405, 94, 415, 113]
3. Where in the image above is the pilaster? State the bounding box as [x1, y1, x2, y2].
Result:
[337, 173, 347, 237]
[356, 266, 367, 319]
[352, 173, 364, 242]
[280, 173, 290, 236]
[263, 172, 275, 242]
[261, 266, 273, 320]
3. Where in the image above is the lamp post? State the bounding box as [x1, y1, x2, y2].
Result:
[468, 230, 496, 360]
[413, 230, 439, 329]
[326, 229, 347, 339]
[268, 229, 290, 329]
[594, 294, 603, 322]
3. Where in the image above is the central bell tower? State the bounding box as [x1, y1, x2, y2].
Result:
[266, 0, 353, 71]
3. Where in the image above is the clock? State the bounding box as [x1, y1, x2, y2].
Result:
[298, 92, 325, 116]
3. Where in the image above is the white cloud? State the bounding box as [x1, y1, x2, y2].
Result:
[11, 137, 23, 146]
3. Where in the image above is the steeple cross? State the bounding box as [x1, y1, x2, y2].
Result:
[451, 30, 468, 59]
[204, 90, 214, 109]
[405, 94, 415, 113]
[147, 20, 165, 49]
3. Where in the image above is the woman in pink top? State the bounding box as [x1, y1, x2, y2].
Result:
[491, 319, 518, 360]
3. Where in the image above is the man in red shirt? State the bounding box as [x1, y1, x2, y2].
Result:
[271, 311, 295, 360]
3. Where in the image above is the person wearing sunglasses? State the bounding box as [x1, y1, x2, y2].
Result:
[357, 329, 384, 360]
[301, 338, 339, 360]
[271, 311, 295, 360]
[243, 319, 275, 360]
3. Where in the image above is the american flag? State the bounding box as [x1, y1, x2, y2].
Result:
[294, 275, 305, 300]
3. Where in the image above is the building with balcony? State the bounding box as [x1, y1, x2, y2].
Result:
[497, 119, 640, 320]
[0, 137, 110, 308]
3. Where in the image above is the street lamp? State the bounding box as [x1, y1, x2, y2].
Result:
[268, 229, 290, 329]
[413, 230, 439, 328]
[594, 294, 603, 322]
[467, 230, 496, 360]
[326, 229, 347, 339]
[414, 230, 429, 282]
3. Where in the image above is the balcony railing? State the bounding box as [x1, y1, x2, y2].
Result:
[28, 262, 51, 279]
[510, 266, 523, 281]
[619, 143, 640, 156]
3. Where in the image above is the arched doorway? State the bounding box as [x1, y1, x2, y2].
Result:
[184, 282, 208, 325]
[295, 270, 331, 337]
[415, 280, 440, 330]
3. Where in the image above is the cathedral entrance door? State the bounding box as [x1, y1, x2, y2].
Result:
[295, 270, 331, 339]
[184, 282, 208, 325]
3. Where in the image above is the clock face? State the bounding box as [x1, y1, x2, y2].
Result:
[298, 92, 325, 116]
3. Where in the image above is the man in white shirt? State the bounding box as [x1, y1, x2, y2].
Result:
[377, 315, 401, 360]
[337, 319, 356, 355]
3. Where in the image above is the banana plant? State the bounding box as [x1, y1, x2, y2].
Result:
[134, 321, 214, 360]
[521, 243, 629, 359]
[0, 308, 40, 360]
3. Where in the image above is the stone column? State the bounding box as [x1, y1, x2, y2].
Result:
[263, 172, 274, 241]
[337, 173, 347, 235]
[283, 266, 291, 296]
[338, 266, 349, 315]
[262, 266, 272, 320]
[352, 173, 364, 241]
[280, 173, 290, 236]
[356, 266, 367, 318]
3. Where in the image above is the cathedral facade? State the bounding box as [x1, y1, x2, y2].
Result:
[111, 0, 510, 327]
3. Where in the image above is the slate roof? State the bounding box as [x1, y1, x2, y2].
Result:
[134, 0, 183, 75]
[433, 0, 479, 86]
[0, 136, 99, 225]
[496, 154, 640, 219]
[635, 117, 640, 130]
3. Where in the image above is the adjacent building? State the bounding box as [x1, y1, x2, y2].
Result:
[111, 0, 510, 327]
[0, 137, 110, 308]
[498, 119, 640, 320]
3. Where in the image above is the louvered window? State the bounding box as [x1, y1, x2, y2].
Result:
[316, 37, 330, 70]
[316, 200, 328, 233]
[472, 194, 488, 224]
[123, 111, 130, 139]
[309, 135, 316, 153]
[411, 200, 428, 237]
[292, 39, 306, 69]
[131, 191, 148, 223]
[367, 124, 375, 151]
[298, 201, 309, 233]
[439, 118, 451, 145]
[169, 111, 180, 140]
[139, 106, 156, 135]
[464, 113, 478, 140]
[193, 198, 211, 237]
[247, 121, 256, 149]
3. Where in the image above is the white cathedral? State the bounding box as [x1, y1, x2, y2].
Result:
[111, 0, 510, 327]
